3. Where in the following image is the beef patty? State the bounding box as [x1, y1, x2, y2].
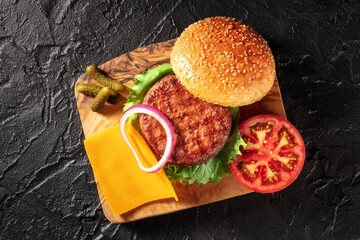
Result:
[139, 75, 232, 166]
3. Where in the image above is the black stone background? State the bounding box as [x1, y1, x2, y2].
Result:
[1, 0, 359, 239]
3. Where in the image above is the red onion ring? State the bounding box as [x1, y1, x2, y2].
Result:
[119, 104, 175, 173]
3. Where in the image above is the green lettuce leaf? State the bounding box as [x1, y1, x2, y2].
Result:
[165, 107, 246, 185]
[123, 63, 246, 185]
[123, 64, 174, 129]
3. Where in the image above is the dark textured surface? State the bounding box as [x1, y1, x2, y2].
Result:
[1, 0, 359, 239]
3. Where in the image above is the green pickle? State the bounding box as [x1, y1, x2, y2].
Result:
[77, 84, 121, 104]
[86, 64, 123, 91]
[91, 87, 111, 112]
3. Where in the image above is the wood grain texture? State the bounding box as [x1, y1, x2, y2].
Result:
[74, 39, 286, 223]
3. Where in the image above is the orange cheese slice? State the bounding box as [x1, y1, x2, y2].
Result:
[84, 123, 178, 216]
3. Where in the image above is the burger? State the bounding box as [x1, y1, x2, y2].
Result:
[124, 17, 276, 185]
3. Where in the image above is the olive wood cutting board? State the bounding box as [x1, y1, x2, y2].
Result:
[74, 39, 286, 223]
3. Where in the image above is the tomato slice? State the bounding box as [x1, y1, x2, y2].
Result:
[229, 115, 305, 193]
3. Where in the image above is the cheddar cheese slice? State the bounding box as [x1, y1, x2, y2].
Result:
[84, 123, 178, 216]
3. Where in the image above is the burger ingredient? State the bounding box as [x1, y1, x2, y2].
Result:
[83, 123, 178, 216]
[166, 107, 246, 185]
[124, 64, 246, 185]
[120, 104, 175, 173]
[229, 115, 305, 193]
[171, 17, 276, 107]
[86, 64, 124, 91]
[123, 64, 174, 128]
[77, 83, 122, 104]
[91, 87, 111, 112]
[140, 75, 232, 166]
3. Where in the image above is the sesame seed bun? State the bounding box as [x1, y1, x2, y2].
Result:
[170, 17, 276, 107]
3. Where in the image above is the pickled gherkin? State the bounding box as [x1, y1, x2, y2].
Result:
[91, 87, 111, 112]
[77, 84, 121, 104]
[86, 64, 123, 91]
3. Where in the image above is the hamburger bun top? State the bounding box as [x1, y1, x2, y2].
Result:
[171, 17, 276, 107]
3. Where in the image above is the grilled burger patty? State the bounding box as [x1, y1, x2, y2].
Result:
[139, 75, 232, 166]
